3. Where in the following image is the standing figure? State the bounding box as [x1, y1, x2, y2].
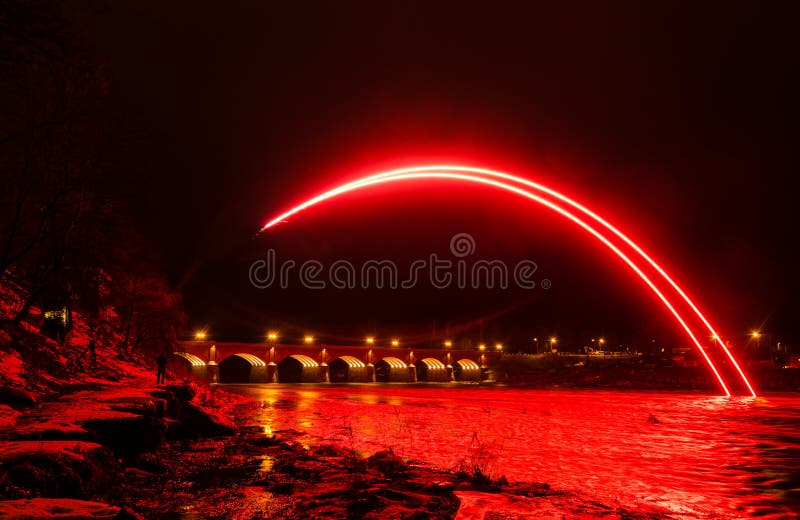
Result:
[156, 352, 167, 384]
[76, 338, 97, 371]
[88, 339, 97, 370]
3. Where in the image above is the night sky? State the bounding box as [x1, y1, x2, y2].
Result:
[75, 2, 798, 347]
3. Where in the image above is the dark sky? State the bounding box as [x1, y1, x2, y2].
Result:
[77, 2, 798, 347]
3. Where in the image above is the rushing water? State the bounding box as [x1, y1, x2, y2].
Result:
[221, 384, 800, 518]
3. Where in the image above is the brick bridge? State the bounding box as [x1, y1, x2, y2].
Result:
[173, 341, 501, 383]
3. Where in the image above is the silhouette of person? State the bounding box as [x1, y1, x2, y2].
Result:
[156, 352, 167, 384]
[77, 339, 97, 371]
[88, 339, 96, 370]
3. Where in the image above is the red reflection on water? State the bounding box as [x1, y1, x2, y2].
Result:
[227, 385, 799, 518]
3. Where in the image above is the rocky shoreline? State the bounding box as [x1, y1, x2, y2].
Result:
[1, 380, 678, 519]
[0, 381, 233, 518]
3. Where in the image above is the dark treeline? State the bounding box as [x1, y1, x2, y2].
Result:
[0, 1, 183, 356]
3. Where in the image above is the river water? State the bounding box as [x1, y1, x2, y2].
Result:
[221, 384, 800, 518]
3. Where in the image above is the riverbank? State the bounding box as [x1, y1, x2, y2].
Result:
[2, 379, 679, 519]
[113, 424, 674, 519]
[0, 380, 239, 518]
[491, 353, 800, 392]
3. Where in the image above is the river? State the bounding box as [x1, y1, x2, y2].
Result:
[220, 384, 800, 518]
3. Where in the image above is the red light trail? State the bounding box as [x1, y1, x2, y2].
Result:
[261, 166, 756, 396]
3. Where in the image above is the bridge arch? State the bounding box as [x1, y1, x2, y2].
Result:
[173, 352, 205, 366]
[417, 358, 449, 382]
[260, 165, 756, 396]
[278, 354, 322, 382]
[329, 356, 370, 382]
[375, 357, 410, 382]
[219, 353, 267, 383]
[171, 352, 207, 380]
[453, 359, 482, 382]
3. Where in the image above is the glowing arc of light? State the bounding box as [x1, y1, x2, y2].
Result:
[348, 165, 756, 397]
[262, 171, 734, 395]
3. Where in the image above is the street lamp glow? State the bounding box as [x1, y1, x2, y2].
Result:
[598, 338, 606, 345]
[194, 331, 207, 341]
[478, 343, 486, 351]
[391, 339, 399, 347]
[444, 340, 453, 348]
[495, 343, 503, 351]
[751, 331, 761, 339]
[267, 331, 278, 341]
[365, 336, 375, 345]
[304, 335, 314, 344]
[550, 337, 557, 344]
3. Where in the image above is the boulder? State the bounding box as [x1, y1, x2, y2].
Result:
[0, 385, 37, 409]
[0, 441, 116, 499]
[0, 498, 121, 519]
[169, 401, 236, 439]
[367, 449, 408, 477]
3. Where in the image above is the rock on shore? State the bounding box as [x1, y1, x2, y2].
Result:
[0, 383, 237, 517]
[0, 498, 122, 519]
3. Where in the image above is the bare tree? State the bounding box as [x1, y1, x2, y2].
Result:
[1, 0, 105, 279]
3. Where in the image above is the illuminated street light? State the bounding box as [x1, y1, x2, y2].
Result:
[365, 336, 375, 345]
[304, 335, 314, 344]
[444, 340, 453, 348]
[266, 331, 278, 365]
[495, 343, 503, 351]
[478, 343, 486, 351]
[598, 338, 606, 346]
[751, 331, 762, 352]
[194, 331, 207, 341]
[391, 339, 400, 347]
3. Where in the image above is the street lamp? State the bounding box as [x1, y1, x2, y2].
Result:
[365, 336, 375, 345]
[751, 330, 761, 353]
[550, 336, 557, 352]
[478, 343, 486, 351]
[266, 331, 278, 365]
[444, 340, 453, 348]
[391, 339, 399, 347]
[194, 330, 207, 341]
[495, 343, 503, 351]
[533, 337, 539, 354]
[304, 335, 314, 345]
